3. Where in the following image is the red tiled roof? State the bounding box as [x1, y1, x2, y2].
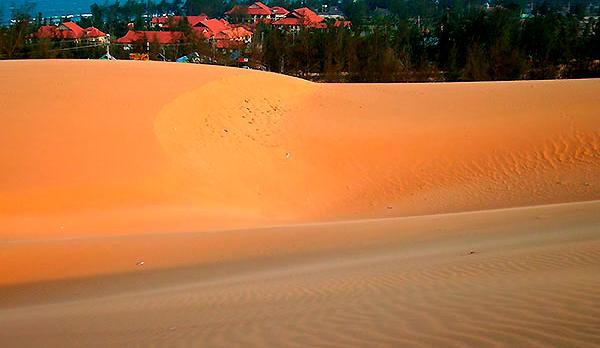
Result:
[272, 8, 325, 27]
[272, 17, 303, 26]
[247, 2, 272, 15]
[194, 28, 214, 39]
[194, 18, 228, 34]
[60, 21, 85, 38]
[116, 30, 185, 44]
[294, 7, 324, 23]
[272, 6, 289, 15]
[84, 26, 107, 38]
[152, 15, 208, 28]
[147, 31, 185, 44]
[116, 30, 142, 43]
[35, 23, 106, 40]
[333, 20, 352, 28]
[214, 26, 253, 40]
[225, 1, 272, 16]
[237, 23, 256, 31]
[35, 25, 58, 39]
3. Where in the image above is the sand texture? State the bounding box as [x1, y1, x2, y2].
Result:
[0, 60, 599, 347]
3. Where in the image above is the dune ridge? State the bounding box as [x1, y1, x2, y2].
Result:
[0, 60, 599, 241]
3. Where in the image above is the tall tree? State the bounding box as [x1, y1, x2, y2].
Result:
[184, 0, 225, 17]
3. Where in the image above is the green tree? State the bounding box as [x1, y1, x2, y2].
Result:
[184, 0, 225, 17]
[462, 43, 490, 80]
[0, 2, 35, 59]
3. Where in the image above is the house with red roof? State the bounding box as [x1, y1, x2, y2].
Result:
[186, 17, 252, 47]
[116, 31, 185, 45]
[225, 1, 282, 23]
[272, 7, 326, 30]
[84, 26, 108, 39]
[271, 6, 289, 19]
[34, 22, 107, 42]
[117, 15, 252, 52]
[194, 18, 229, 37]
[151, 15, 208, 29]
[58, 22, 85, 38]
[213, 26, 253, 49]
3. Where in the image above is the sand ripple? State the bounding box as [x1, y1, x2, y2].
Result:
[1, 202, 599, 347]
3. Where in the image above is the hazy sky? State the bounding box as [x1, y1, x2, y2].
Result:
[5, 0, 95, 18]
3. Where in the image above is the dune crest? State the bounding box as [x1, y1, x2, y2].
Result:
[0, 60, 599, 241]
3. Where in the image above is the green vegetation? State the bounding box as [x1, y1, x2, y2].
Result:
[256, 0, 600, 81]
[1, 0, 599, 81]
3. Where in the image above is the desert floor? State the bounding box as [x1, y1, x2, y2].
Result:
[0, 60, 599, 347]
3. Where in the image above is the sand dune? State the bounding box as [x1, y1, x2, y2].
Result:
[1, 60, 599, 243]
[1, 60, 599, 346]
[1, 201, 599, 347]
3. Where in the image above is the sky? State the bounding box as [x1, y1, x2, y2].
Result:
[3, 0, 95, 18]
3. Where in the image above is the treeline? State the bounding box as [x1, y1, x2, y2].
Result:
[1, 0, 600, 81]
[258, 1, 600, 81]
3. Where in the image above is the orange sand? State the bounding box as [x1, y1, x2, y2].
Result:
[1, 201, 599, 347]
[1, 60, 598, 243]
[0, 60, 599, 347]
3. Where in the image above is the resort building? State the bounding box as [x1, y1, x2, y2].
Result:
[272, 8, 327, 30]
[225, 2, 275, 23]
[35, 22, 107, 42]
[118, 16, 252, 50]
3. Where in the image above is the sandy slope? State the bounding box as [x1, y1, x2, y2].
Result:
[1, 60, 600, 346]
[1, 60, 599, 242]
[1, 201, 599, 347]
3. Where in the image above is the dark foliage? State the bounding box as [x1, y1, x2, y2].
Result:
[1, 0, 600, 81]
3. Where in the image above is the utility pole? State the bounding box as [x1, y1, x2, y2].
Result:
[103, 34, 115, 60]
[104, 43, 116, 60]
